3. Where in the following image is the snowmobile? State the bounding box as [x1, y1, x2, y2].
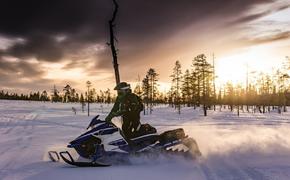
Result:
[48, 115, 201, 167]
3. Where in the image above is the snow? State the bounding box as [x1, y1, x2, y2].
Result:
[0, 100, 290, 180]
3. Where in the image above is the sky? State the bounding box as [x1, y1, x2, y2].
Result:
[0, 0, 289, 94]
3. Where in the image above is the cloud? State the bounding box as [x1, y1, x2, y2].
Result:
[0, 58, 44, 77]
[231, 11, 272, 25]
[229, 3, 290, 25]
[0, 0, 276, 62]
[2, 35, 63, 61]
[0, 58, 51, 91]
[244, 31, 290, 45]
[0, 0, 286, 91]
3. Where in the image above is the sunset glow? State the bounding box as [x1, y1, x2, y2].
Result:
[1, 1, 290, 178]
[0, 0, 289, 93]
[215, 45, 285, 87]
[43, 64, 85, 81]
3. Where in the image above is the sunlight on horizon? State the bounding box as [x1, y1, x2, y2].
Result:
[215, 46, 285, 88]
[44, 66, 85, 81]
[33, 45, 287, 94]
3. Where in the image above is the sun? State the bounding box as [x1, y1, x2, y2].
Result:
[216, 55, 248, 87]
[215, 46, 283, 88]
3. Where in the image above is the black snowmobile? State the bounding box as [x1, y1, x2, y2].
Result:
[48, 115, 201, 167]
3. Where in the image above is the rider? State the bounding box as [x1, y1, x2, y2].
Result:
[105, 82, 144, 139]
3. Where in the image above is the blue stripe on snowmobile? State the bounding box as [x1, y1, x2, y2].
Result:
[108, 139, 127, 146]
[131, 133, 159, 141]
[70, 126, 118, 145]
[161, 139, 183, 148]
[108, 133, 159, 146]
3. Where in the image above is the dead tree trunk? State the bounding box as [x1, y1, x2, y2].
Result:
[109, 0, 120, 85]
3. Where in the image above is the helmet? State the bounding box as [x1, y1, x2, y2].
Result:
[114, 82, 131, 90]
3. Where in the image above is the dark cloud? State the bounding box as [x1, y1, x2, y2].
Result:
[0, 58, 48, 91]
[0, 0, 276, 62]
[0, 0, 286, 91]
[0, 59, 44, 77]
[0, 0, 109, 37]
[0, 0, 110, 63]
[2, 35, 63, 61]
[0, 59, 84, 92]
[0, 74, 51, 92]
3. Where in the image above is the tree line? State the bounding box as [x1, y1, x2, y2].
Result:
[0, 84, 116, 103]
[136, 54, 290, 115]
[0, 90, 50, 101]
[1, 54, 289, 116]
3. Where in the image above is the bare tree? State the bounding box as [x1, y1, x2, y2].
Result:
[108, 0, 120, 85]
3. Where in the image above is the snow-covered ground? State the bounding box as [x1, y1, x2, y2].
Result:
[0, 100, 290, 180]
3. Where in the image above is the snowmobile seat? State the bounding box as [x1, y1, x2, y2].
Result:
[132, 123, 157, 138]
[118, 133, 159, 152]
[159, 128, 186, 145]
[108, 124, 157, 147]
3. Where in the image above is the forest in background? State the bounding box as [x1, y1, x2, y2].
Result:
[1, 54, 289, 116]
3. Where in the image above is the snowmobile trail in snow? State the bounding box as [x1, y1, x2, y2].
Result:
[0, 111, 39, 180]
[5, 110, 46, 170]
[1, 101, 290, 180]
[198, 156, 273, 180]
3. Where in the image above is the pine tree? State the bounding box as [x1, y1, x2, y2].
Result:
[40, 90, 49, 101]
[190, 70, 199, 108]
[134, 76, 143, 97]
[80, 93, 85, 112]
[104, 88, 112, 103]
[192, 54, 213, 116]
[147, 68, 159, 114]
[225, 82, 234, 112]
[63, 84, 72, 102]
[181, 69, 192, 107]
[170, 60, 182, 114]
[142, 75, 150, 114]
[51, 85, 60, 102]
[71, 88, 76, 102]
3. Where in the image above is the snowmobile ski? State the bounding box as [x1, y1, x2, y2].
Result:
[48, 151, 60, 162]
[59, 151, 111, 167]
